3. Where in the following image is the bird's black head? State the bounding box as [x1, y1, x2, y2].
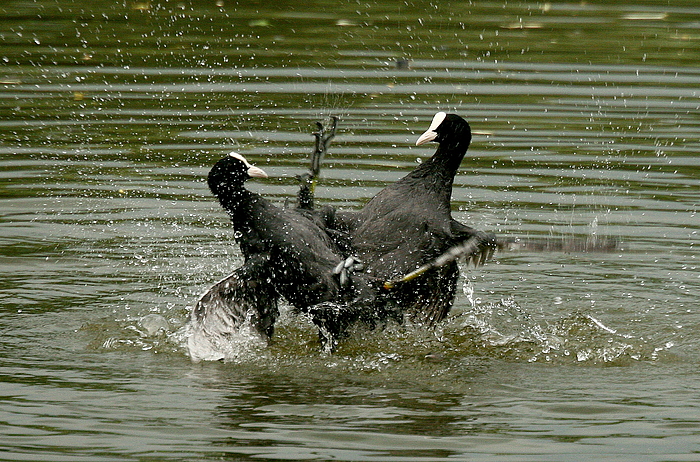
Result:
[207, 152, 268, 198]
[415, 112, 472, 150]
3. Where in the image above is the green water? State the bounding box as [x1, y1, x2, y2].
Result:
[1, 1, 699, 460]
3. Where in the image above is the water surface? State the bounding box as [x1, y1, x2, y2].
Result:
[1, 1, 699, 460]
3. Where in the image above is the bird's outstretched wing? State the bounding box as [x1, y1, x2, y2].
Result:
[186, 255, 279, 361]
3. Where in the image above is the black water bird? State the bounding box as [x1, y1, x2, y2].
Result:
[188, 114, 496, 356]
[336, 112, 496, 324]
[210, 153, 361, 307]
[188, 152, 382, 355]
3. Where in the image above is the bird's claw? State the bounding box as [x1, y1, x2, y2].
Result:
[333, 256, 363, 287]
[466, 245, 494, 267]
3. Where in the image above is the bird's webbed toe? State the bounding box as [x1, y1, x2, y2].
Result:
[332, 256, 365, 288]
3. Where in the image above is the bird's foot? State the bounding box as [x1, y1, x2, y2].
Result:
[333, 256, 364, 288]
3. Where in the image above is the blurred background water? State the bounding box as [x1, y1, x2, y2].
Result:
[1, 0, 699, 460]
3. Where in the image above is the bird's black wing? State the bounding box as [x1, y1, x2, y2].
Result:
[186, 254, 280, 361]
[378, 223, 497, 326]
[400, 220, 496, 325]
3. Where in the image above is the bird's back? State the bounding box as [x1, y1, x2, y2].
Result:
[240, 195, 346, 308]
[351, 170, 454, 278]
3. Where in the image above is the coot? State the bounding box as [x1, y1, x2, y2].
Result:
[190, 152, 385, 350]
[337, 112, 496, 324]
[189, 112, 495, 354]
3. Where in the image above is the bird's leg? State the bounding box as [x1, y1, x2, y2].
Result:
[311, 115, 338, 178]
[308, 296, 386, 353]
[382, 233, 497, 290]
[297, 116, 339, 210]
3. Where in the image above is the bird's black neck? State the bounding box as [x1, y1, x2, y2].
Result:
[406, 140, 469, 190]
[216, 187, 259, 227]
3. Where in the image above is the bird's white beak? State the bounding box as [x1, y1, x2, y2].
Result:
[415, 130, 437, 146]
[247, 165, 268, 179]
[415, 111, 447, 146]
[228, 151, 269, 179]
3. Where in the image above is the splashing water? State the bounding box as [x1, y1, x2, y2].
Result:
[444, 298, 668, 365]
[180, 322, 269, 363]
